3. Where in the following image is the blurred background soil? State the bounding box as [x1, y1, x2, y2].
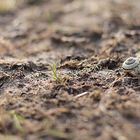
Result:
[0, 0, 139, 140]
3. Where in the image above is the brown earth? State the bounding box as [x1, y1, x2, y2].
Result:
[0, 0, 140, 140]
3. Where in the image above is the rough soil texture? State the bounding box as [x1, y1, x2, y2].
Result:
[0, 0, 140, 140]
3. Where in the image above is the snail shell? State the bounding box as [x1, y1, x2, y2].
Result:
[122, 57, 140, 75]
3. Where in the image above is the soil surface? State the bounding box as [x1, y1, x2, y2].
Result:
[0, 0, 140, 140]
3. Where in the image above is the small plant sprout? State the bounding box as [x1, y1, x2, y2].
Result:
[9, 110, 24, 133]
[50, 63, 63, 83]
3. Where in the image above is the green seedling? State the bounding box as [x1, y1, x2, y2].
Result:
[9, 110, 24, 133]
[50, 63, 63, 83]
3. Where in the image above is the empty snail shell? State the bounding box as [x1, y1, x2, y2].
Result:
[122, 57, 140, 76]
